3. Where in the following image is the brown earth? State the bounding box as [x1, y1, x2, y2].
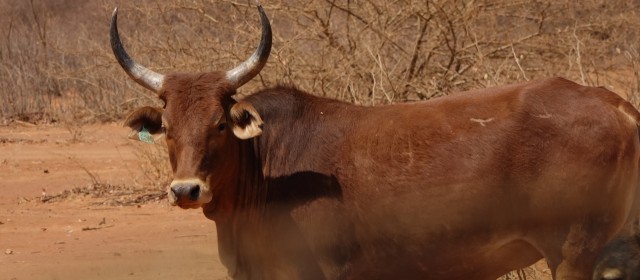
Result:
[0, 123, 228, 280]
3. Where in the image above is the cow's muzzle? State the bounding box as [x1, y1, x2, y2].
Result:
[168, 179, 212, 208]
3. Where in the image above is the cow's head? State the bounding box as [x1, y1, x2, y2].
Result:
[110, 6, 270, 210]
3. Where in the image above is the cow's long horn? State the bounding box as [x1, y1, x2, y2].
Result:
[110, 7, 165, 93]
[226, 5, 272, 88]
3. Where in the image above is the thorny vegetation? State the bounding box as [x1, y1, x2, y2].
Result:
[39, 182, 166, 206]
[1, 0, 640, 123]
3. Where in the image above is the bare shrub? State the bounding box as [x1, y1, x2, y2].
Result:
[132, 139, 173, 191]
[40, 182, 166, 206]
[2, 0, 640, 124]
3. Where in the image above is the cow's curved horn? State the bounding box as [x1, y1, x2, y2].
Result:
[110, 7, 165, 93]
[226, 5, 272, 89]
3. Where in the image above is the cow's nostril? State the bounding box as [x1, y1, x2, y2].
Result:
[189, 185, 200, 201]
[171, 183, 201, 202]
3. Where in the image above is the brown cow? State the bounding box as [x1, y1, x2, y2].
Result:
[111, 5, 640, 280]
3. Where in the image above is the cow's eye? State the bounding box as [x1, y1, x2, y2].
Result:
[218, 123, 226, 132]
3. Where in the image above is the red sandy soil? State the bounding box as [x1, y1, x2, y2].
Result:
[0, 123, 228, 280]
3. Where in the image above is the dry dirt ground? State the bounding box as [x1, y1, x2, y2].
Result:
[0, 123, 553, 280]
[0, 123, 228, 280]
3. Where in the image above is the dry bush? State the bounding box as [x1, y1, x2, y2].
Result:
[40, 182, 166, 206]
[2, 0, 640, 123]
[132, 139, 173, 190]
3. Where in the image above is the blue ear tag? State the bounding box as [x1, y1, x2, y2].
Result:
[138, 126, 155, 144]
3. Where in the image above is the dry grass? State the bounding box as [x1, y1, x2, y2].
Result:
[2, 0, 640, 124]
[39, 182, 166, 206]
[3, 0, 640, 279]
[131, 139, 173, 190]
[35, 147, 168, 206]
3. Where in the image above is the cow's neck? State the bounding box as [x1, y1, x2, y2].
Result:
[202, 132, 267, 217]
[202, 137, 267, 278]
[207, 88, 351, 278]
[245, 86, 350, 177]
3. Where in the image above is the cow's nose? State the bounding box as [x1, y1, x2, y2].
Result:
[171, 183, 201, 202]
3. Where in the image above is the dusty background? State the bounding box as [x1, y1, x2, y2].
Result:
[0, 124, 228, 280]
[2, 0, 640, 279]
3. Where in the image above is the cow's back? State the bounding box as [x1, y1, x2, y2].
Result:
[329, 77, 640, 279]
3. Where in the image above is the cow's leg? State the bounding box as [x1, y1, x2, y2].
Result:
[533, 223, 613, 280]
[536, 246, 595, 280]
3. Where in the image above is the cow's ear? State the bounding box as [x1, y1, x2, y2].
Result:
[229, 102, 263, 139]
[124, 106, 164, 143]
